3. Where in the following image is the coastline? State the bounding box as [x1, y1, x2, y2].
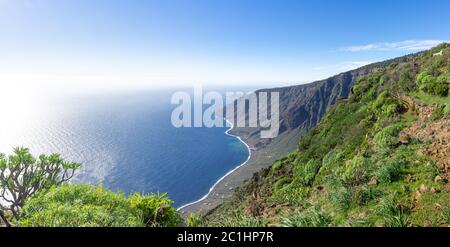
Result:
[177, 119, 252, 212]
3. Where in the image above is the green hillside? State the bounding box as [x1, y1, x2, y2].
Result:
[2, 45, 448, 228]
[205, 44, 450, 227]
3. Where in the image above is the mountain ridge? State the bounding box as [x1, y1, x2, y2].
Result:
[232, 50, 425, 150]
[181, 48, 429, 217]
[204, 43, 450, 226]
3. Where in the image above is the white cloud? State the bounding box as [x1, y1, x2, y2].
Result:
[313, 61, 374, 72]
[341, 40, 448, 52]
[338, 61, 374, 71]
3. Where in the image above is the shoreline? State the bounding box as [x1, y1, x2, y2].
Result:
[177, 119, 252, 211]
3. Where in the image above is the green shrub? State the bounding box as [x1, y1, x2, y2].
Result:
[428, 56, 446, 75]
[383, 103, 400, 117]
[129, 192, 182, 227]
[354, 185, 376, 206]
[430, 82, 449, 97]
[228, 216, 266, 227]
[272, 176, 292, 192]
[416, 71, 428, 84]
[429, 76, 449, 97]
[208, 211, 266, 227]
[442, 207, 450, 224]
[315, 149, 345, 183]
[373, 124, 403, 150]
[338, 155, 369, 185]
[431, 105, 446, 121]
[0, 147, 81, 223]
[370, 90, 403, 118]
[373, 159, 402, 184]
[293, 159, 320, 186]
[272, 184, 310, 205]
[18, 184, 142, 227]
[329, 186, 352, 212]
[281, 206, 332, 227]
[322, 149, 345, 168]
[342, 217, 372, 227]
[445, 104, 450, 116]
[271, 160, 283, 172]
[186, 213, 203, 227]
[18, 184, 182, 227]
[422, 74, 436, 85]
[396, 66, 415, 91]
[376, 196, 409, 227]
[416, 71, 449, 96]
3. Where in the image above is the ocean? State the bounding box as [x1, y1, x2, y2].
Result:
[0, 89, 249, 207]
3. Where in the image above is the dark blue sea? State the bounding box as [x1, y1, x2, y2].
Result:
[0, 89, 249, 207]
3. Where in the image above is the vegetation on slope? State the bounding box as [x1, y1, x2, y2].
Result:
[0, 148, 182, 227]
[205, 44, 450, 227]
[18, 184, 182, 227]
[1, 44, 449, 227]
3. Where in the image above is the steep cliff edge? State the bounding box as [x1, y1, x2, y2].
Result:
[205, 44, 450, 226]
[180, 46, 421, 217]
[231, 52, 419, 152]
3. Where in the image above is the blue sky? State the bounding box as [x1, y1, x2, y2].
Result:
[0, 0, 449, 92]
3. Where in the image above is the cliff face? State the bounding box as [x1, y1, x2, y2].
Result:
[181, 48, 426, 218]
[231, 53, 415, 153]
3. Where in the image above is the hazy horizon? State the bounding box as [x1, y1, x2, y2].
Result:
[1, 0, 450, 95]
